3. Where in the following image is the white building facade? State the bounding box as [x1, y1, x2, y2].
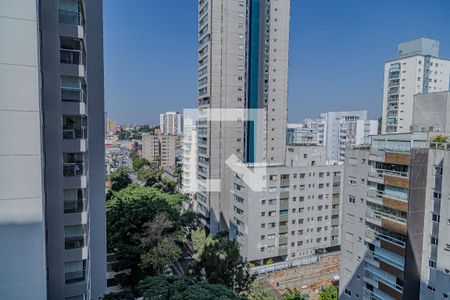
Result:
[382, 38, 450, 134]
[160, 111, 182, 135]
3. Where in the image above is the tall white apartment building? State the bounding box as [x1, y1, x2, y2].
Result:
[0, 0, 106, 299]
[196, 0, 290, 233]
[181, 114, 198, 196]
[142, 132, 177, 168]
[160, 111, 182, 135]
[287, 120, 325, 146]
[382, 38, 450, 133]
[340, 92, 450, 300]
[232, 145, 343, 267]
[320, 110, 377, 163]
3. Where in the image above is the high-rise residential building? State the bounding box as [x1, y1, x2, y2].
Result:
[232, 145, 343, 267]
[142, 133, 160, 162]
[340, 96, 450, 299]
[181, 114, 198, 196]
[319, 110, 377, 163]
[160, 111, 182, 135]
[196, 0, 290, 233]
[382, 38, 450, 134]
[160, 134, 177, 167]
[286, 122, 325, 146]
[0, 0, 105, 299]
[142, 132, 177, 168]
[106, 118, 117, 135]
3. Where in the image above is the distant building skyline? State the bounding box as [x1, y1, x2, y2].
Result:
[104, 1, 450, 124]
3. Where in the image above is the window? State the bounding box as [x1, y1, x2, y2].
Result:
[60, 37, 83, 64]
[431, 236, 439, 246]
[63, 153, 85, 176]
[432, 213, 440, 223]
[429, 260, 437, 269]
[59, 0, 83, 25]
[65, 225, 85, 249]
[348, 196, 356, 204]
[279, 210, 288, 215]
[65, 260, 86, 284]
[63, 189, 85, 213]
[63, 115, 87, 139]
[345, 289, 352, 296]
[61, 76, 85, 102]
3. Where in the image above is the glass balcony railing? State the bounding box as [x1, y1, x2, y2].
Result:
[59, 9, 82, 25]
[64, 199, 85, 214]
[366, 208, 406, 225]
[61, 88, 85, 103]
[65, 235, 86, 249]
[65, 271, 85, 284]
[63, 163, 85, 176]
[60, 49, 82, 65]
[63, 126, 87, 139]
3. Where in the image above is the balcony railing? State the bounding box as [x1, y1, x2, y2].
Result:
[366, 208, 406, 225]
[61, 88, 85, 103]
[64, 199, 85, 214]
[63, 126, 87, 139]
[59, 9, 82, 25]
[63, 163, 85, 176]
[65, 236, 86, 249]
[364, 268, 403, 293]
[61, 49, 82, 65]
[65, 271, 85, 284]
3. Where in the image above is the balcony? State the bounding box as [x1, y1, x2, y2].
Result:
[62, 87, 85, 103]
[64, 163, 85, 176]
[59, 9, 82, 26]
[65, 235, 85, 250]
[64, 198, 85, 214]
[61, 48, 81, 64]
[65, 270, 85, 284]
[60, 37, 83, 65]
[63, 126, 87, 139]
[65, 260, 86, 284]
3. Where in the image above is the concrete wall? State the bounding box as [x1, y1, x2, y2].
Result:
[40, 0, 105, 298]
[0, 0, 47, 298]
[412, 91, 450, 132]
[339, 148, 370, 299]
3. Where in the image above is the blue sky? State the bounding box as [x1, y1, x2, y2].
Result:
[104, 0, 450, 124]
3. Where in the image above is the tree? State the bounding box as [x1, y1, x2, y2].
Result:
[283, 288, 309, 300]
[137, 214, 182, 275]
[318, 285, 338, 300]
[191, 230, 255, 293]
[108, 166, 132, 192]
[101, 290, 134, 300]
[137, 167, 159, 186]
[132, 157, 151, 172]
[107, 186, 193, 289]
[243, 281, 277, 300]
[432, 135, 449, 144]
[137, 276, 242, 300]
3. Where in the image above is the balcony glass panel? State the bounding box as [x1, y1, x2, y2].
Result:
[64, 225, 86, 249]
[59, 0, 82, 25]
[63, 189, 85, 213]
[63, 152, 85, 176]
[60, 37, 82, 65]
[65, 260, 86, 284]
[63, 115, 87, 139]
